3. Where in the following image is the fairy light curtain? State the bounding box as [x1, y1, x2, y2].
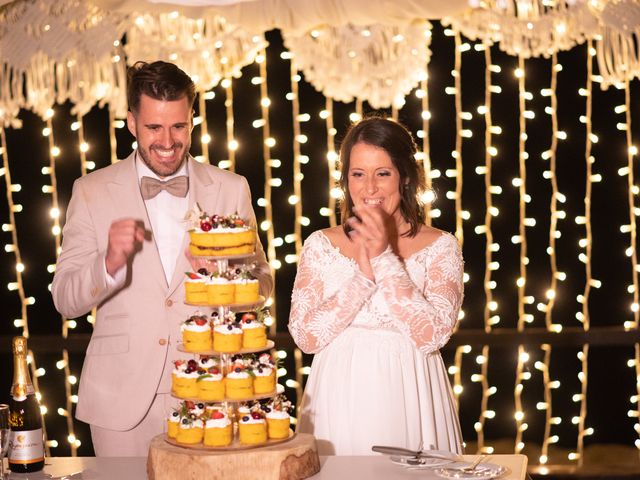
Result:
[2, 0, 640, 467]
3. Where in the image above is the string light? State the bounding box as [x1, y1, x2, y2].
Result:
[289, 58, 303, 258]
[453, 31, 464, 245]
[222, 76, 236, 171]
[255, 46, 279, 331]
[322, 98, 339, 228]
[475, 41, 496, 455]
[539, 52, 561, 467]
[418, 67, 432, 223]
[514, 54, 530, 454]
[198, 91, 211, 164]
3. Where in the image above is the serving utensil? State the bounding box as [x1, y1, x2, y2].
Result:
[460, 454, 488, 472]
[371, 445, 462, 461]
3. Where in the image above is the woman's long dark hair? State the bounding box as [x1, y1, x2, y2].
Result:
[339, 116, 427, 238]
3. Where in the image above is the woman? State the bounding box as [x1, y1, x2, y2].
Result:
[288, 116, 464, 455]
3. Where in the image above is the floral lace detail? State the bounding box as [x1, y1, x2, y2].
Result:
[288, 230, 464, 355]
[370, 233, 464, 354]
[288, 231, 376, 353]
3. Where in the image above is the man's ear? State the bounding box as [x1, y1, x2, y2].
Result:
[126, 111, 137, 138]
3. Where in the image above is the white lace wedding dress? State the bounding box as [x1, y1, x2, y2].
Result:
[288, 230, 464, 455]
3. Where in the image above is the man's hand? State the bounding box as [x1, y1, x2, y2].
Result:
[105, 218, 146, 276]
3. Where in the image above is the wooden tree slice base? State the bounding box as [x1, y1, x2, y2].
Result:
[147, 432, 320, 480]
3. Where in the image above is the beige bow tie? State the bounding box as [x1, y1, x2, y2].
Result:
[140, 175, 189, 200]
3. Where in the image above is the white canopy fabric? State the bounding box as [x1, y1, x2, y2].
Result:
[93, 0, 471, 35]
[1, 0, 640, 123]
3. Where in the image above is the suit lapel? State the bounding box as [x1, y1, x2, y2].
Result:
[167, 158, 222, 296]
[106, 154, 167, 291]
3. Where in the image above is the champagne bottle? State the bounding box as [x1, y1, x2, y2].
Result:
[8, 336, 45, 473]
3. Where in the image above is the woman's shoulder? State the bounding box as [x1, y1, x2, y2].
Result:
[303, 227, 341, 249]
[407, 226, 460, 258]
[303, 226, 353, 256]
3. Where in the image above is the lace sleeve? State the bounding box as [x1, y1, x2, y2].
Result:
[288, 232, 377, 354]
[370, 234, 464, 355]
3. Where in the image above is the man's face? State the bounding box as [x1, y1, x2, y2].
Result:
[127, 94, 193, 178]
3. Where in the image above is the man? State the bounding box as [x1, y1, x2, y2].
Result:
[51, 61, 273, 456]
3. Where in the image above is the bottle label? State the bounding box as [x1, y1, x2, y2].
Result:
[8, 429, 44, 463]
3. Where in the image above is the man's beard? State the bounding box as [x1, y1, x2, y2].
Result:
[138, 144, 188, 178]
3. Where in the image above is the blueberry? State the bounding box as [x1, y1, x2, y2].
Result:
[227, 325, 233, 331]
[181, 418, 189, 425]
[265, 407, 271, 413]
[242, 416, 249, 422]
[235, 367, 241, 373]
[197, 268, 209, 276]
[172, 412, 179, 417]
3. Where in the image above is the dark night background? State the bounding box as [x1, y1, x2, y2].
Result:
[0, 25, 638, 460]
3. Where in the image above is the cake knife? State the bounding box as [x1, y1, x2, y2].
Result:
[371, 445, 462, 461]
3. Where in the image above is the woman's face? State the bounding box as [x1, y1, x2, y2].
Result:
[347, 142, 403, 221]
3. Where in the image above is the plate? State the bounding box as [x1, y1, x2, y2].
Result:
[390, 455, 454, 468]
[433, 462, 508, 479]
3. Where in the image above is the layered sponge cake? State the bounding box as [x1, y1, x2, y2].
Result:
[188, 210, 256, 257]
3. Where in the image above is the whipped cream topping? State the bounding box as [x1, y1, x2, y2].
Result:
[239, 416, 265, 425]
[226, 370, 250, 379]
[173, 369, 199, 379]
[181, 322, 210, 333]
[180, 419, 204, 429]
[206, 417, 232, 428]
[266, 410, 289, 420]
[214, 324, 242, 335]
[253, 367, 273, 377]
[241, 321, 264, 330]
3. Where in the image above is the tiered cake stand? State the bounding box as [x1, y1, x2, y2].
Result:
[147, 253, 320, 480]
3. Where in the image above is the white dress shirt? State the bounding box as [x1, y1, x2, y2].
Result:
[135, 154, 189, 285]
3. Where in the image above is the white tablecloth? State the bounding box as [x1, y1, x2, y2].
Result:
[3, 453, 528, 480]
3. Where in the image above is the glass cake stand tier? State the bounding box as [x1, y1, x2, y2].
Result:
[177, 339, 274, 356]
[185, 295, 266, 310]
[171, 384, 284, 404]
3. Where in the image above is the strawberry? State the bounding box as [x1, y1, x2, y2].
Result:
[185, 272, 200, 279]
[212, 411, 224, 419]
[194, 317, 208, 326]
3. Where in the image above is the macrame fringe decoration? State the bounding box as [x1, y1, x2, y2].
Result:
[0, 0, 127, 124]
[283, 22, 432, 110]
[595, 0, 640, 89]
[124, 12, 266, 92]
[443, 0, 600, 58]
